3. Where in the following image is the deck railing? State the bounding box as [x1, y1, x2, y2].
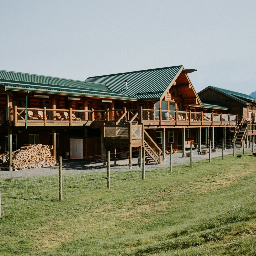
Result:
[12, 106, 238, 127]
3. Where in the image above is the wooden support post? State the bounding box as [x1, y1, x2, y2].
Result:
[190, 141, 193, 168]
[170, 144, 172, 173]
[52, 129, 56, 161]
[14, 106, 17, 126]
[8, 128, 12, 171]
[52, 96, 56, 120]
[159, 101, 162, 126]
[223, 127, 226, 150]
[162, 128, 166, 161]
[107, 151, 110, 189]
[138, 146, 142, 167]
[209, 140, 211, 163]
[43, 107, 47, 126]
[252, 136, 254, 153]
[222, 139, 224, 160]
[212, 127, 215, 149]
[129, 146, 132, 169]
[246, 135, 249, 148]
[233, 140, 235, 156]
[199, 127, 202, 153]
[92, 108, 94, 121]
[114, 147, 117, 166]
[243, 140, 245, 155]
[249, 135, 251, 148]
[207, 127, 210, 147]
[142, 147, 145, 180]
[182, 127, 186, 157]
[205, 127, 208, 147]
[69, 108, 72, 126]
[59, 156, 63, 201]
[101, 131, 105, 165]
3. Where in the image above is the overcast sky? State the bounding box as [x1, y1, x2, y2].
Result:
[0, 0, 255, 95]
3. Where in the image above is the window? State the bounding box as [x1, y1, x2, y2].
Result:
[156, 131, 162, 144]
[168, 131, 174, 143]
[28, 134, 40, 144]
[50, 133, 60, 148]
[5, 134, 17, 152]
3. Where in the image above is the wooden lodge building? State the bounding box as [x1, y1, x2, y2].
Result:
[0, 65, 250, 168]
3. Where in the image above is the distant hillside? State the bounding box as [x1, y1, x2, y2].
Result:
[250, 91, 256, 99]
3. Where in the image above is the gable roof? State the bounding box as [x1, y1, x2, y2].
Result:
[0, 70, 135, 100]
[85, 65, 183, 100]
[199, 86, 256, 105]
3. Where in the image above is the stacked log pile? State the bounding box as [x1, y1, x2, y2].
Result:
[0, 144, 56, 170]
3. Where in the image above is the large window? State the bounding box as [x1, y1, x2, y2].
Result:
[28, 134, 40, 144]
[168, 131, 174, 143]
[156, 131, 162, 144]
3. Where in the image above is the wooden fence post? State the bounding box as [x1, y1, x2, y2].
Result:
[59, 156, 63, 201]
[209, 140, 211, 163]
[190, 141, 193, 168]
[107, 151, 110, 188]
[142, 147, 145, 180]
[170, 144, 172, 173]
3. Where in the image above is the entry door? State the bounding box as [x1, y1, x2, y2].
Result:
[70, 138, 83, 159]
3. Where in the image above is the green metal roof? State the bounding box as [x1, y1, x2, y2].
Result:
[85, 65, 183, 100]
[0, 70, 135, 100]
[199, 86, 256, 105]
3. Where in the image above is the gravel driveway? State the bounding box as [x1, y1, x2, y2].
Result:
[0, 145, 252, 179]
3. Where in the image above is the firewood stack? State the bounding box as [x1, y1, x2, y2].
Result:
[0, 144, 56, 170]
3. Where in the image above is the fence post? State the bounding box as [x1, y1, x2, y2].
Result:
[142, 147, 145, 180]
[107, 151, 110, 188]
[209, 140, 211, 163]
[59, 156, 63, 201]
[170, 144, 172, 173]
[190, 141, 193, 168]
[233, 140, 235, 156]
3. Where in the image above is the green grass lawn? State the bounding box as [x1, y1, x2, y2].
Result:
[1, 152, 256, 255]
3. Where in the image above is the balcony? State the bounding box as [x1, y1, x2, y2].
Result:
[141, 109, 237, 127]
[12, 106, 238, 127]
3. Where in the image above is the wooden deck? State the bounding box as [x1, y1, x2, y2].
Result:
[12, 106, 238, 128]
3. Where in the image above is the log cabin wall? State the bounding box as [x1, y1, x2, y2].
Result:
[199, 89, 245, 120]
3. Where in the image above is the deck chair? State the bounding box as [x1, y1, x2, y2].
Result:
[38, 111, 44, 120]
[63, 112, 69, 120]
[55, 113, 64, 120]
[72, 113, 81, 121]
[28, 111, 38, 120]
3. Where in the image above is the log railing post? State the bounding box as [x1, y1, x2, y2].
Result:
[92, 108, 94, 121]
[14, 106, 17, 126]
[43, 107, 47, 126]
[69, 108, 72, 126]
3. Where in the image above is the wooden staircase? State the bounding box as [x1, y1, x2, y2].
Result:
[234, 120, 248, 146]
[144, 130, 162, 164]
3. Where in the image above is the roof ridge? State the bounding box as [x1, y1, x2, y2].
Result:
[86, 65, 183, 79]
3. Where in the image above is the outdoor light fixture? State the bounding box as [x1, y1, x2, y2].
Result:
[68, 97, 81, 101]
[102, 99, 112, 103]
[34, 94, 49, 98]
